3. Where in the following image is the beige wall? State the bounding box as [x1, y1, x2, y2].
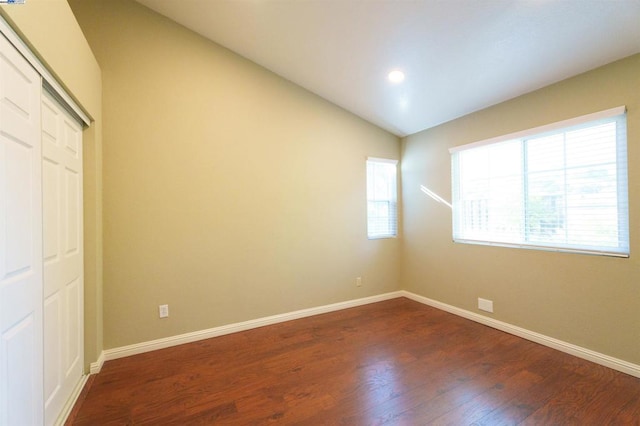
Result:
[0, 0, 103, 370]
[3, 0, 637, 371]
[69, 0, 400, 349]
[402, 54, 640, 364]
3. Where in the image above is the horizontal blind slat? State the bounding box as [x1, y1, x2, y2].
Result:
[451, 111, 628, 256]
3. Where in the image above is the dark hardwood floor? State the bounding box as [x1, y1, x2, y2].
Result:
[67, 298, 640, 425]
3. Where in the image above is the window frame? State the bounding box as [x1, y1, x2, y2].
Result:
[366, 157, 399, 240]
[450, 106, 629, 257]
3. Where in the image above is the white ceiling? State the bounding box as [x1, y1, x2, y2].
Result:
[135, 0, 640, 137]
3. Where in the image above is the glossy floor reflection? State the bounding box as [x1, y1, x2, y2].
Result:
[68, 298, 640, 425]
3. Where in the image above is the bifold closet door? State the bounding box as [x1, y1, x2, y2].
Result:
[0, 34, 44, 426]
[42, 90, 83, 426]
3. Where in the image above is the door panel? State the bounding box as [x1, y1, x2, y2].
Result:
[0, 33, 43, 426]
[42, 90, 83, 426]
[65, 277, 80, 375]
[43, 294, 61, 406]
[65, 168, 80, 255]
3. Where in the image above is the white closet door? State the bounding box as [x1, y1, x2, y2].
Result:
[42, 91, 83, 426]
[0, 34, 43, 426]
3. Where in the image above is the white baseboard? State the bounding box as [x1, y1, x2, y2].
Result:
[55, 374, 89, 426]
[90, 351, 105, 374]
[92, 289, 640, 379]
[102, 291, 404, 362]
[400, 290, 640, 378]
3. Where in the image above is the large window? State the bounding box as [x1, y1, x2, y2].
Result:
[450, 107, 628, 257]
[367, 157, 398, 239]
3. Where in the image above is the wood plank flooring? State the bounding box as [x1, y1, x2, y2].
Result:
[67, 298, 640, 425]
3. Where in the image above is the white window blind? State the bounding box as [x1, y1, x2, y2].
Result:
[367, 158, 398, 239]
[450, 107, 629, 257]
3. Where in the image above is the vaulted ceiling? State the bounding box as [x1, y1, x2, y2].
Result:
[135, 0, 640, 136]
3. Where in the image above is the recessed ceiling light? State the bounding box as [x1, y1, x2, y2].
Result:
[388, 69, 405, 84]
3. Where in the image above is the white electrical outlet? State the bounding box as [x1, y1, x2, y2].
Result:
[159, 304, 169, 318]
[356, 277, 362, 287]
[478, 298, 493, 313]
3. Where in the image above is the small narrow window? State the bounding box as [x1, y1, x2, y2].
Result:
[450, 106, 629, 257]
[367, 157, 398, 239]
